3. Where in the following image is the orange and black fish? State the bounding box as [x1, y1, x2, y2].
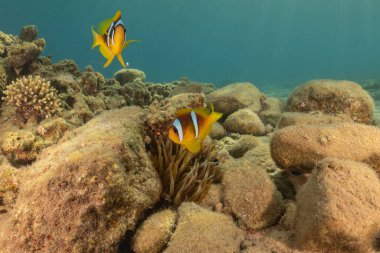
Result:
[168, 104, 222, 153]
[91, 10, 139, 68]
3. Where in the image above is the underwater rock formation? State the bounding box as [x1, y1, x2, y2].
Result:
[224, 108, 266, 135]
[19, 25, 38, 42]
[0, 107, 162, 252]
[114, 68, 146, 84]
[271, 122, 380, 175]
[209, 121, 226, 139]
[258, 97, 285, 127]
[207, 82, 263, 118]
[222, 163, 284, 230]
[169, 77, 215, 96]
[164, 202, 243, 253]
[132, 209, 177, 253]
[286, 79, 374, 124]
[3, 75, 62, 121]
[295, 158, 380, 252]
[276, 111, 352, 129]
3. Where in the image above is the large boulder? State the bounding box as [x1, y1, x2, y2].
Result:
[222, 162, 284, 230]
[270, 122, 380, 175]
[0, 107, 162, 252]
[295, 158, 380, 252]
[286, 79, 374, 124]
[207, 82, 262, 117]
[164, 202, 242, 253]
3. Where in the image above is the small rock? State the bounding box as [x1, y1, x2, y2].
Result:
[164, 202, 243, 253]
[199, 184, 223, 210]
[224, 109, 266, 136]
[222, 162, 284, 230]
[19, 25, 38, 42]
[114, 69, 146, 84]
[132, 209, 177, 253]
[210, 121, 226, 140]
[295, 158, 380, 252]
[207, 82, 262, 118]
[259, 97, 285, 127]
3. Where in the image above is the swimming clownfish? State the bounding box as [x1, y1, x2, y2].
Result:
[168, 104, 223, 154]
[91, 10, 139, 68]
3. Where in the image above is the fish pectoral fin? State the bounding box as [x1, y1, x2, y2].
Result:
[117, 54, 127, 68]
[123, 40, 140, 49]
[103, 54, 115, 68]
[185, 139, 202, 154]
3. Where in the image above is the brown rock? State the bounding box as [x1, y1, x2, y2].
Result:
[270, 122, 380, 175]
[132, 209, 176, 253]
[19, 25, 38, 42]
[224, 109, 266, 136]
[0, 107, 162, 252]
[295, 158, 380, 252]
[207, 82, 262, 117]
[276, 111, 352, 129]
[286, 79, 374, 124]
[164, 202, 242, 253]
[259, 97, 285, 127]
[222, 163, 284, 230]
[209, 121, 226, 139]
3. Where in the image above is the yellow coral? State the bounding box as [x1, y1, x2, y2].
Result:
[3, 75, 62, 121]
[0, 64, 7, 93]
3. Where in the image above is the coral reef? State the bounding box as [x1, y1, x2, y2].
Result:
[114, 68, 146, 84]
[3, 75, 62, 121]
[150, 133, 221, 206]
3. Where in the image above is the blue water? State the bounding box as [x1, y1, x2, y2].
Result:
[1, 0, 380, 91]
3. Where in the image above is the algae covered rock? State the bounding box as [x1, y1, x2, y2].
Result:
[114, 68, 146, 84]
[169, 78, 215, 96]
[207, 82, 262, 117]
[209, 121, 226, 140]
[164, 202, 243, 253]
[6, 40, 44, 72]
[270, 122, 380, 174]
[295, 158, 380, 252]
[19, 25, 38, 42]
[276, 111, 352, 129]
[0, 107, 162, 252]
[222, 162, 284, 230]
[132, 209, 176, 253]
[287, 79, 374, 124]
[259, 97, 285, 127]
[224, 109, 266, 136]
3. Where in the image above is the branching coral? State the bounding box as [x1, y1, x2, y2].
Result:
[149, 132, 221, 206]
[3, 75, 62, 121]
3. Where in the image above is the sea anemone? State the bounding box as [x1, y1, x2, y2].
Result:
[2, 75, 62, 121]
[149, 132, 221, 206]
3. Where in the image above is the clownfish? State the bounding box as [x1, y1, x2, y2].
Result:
[91, 10, 139, 68]
[168, 104, 223, 154]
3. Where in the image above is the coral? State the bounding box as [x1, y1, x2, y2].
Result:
[164, 202, 243, 253]
[169, 78, 215, 96]
[286, 79, 374, 124]
[222, 162, 284, 230]
[6, 41, 44, 73]
[1, 130, 46, 165]
[0, 63, 7, 95]
[0, 166, 18, 210]
[36, 117, 73, 145]
[150, 133, 221, 206]
[79, 68, 105, 95]
[19, 25, 38, 42]
[132, 209, 177, 253]
[114, 68, 146, 84]
[3, 75, 62, 121]
[295, 158, 380, 252]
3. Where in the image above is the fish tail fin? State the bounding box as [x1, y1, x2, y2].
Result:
[91, 27, 103, 49]
[103, 54, 115, 68]
[186, 139, 202, 154]
[117, 54, 128, 68]
[209, 103, 223, 121]
[123, 40, 140, 49]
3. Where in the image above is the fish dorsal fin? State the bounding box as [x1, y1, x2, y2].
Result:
[176, 106, 210, 119]
[97, 10, 122, 35]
